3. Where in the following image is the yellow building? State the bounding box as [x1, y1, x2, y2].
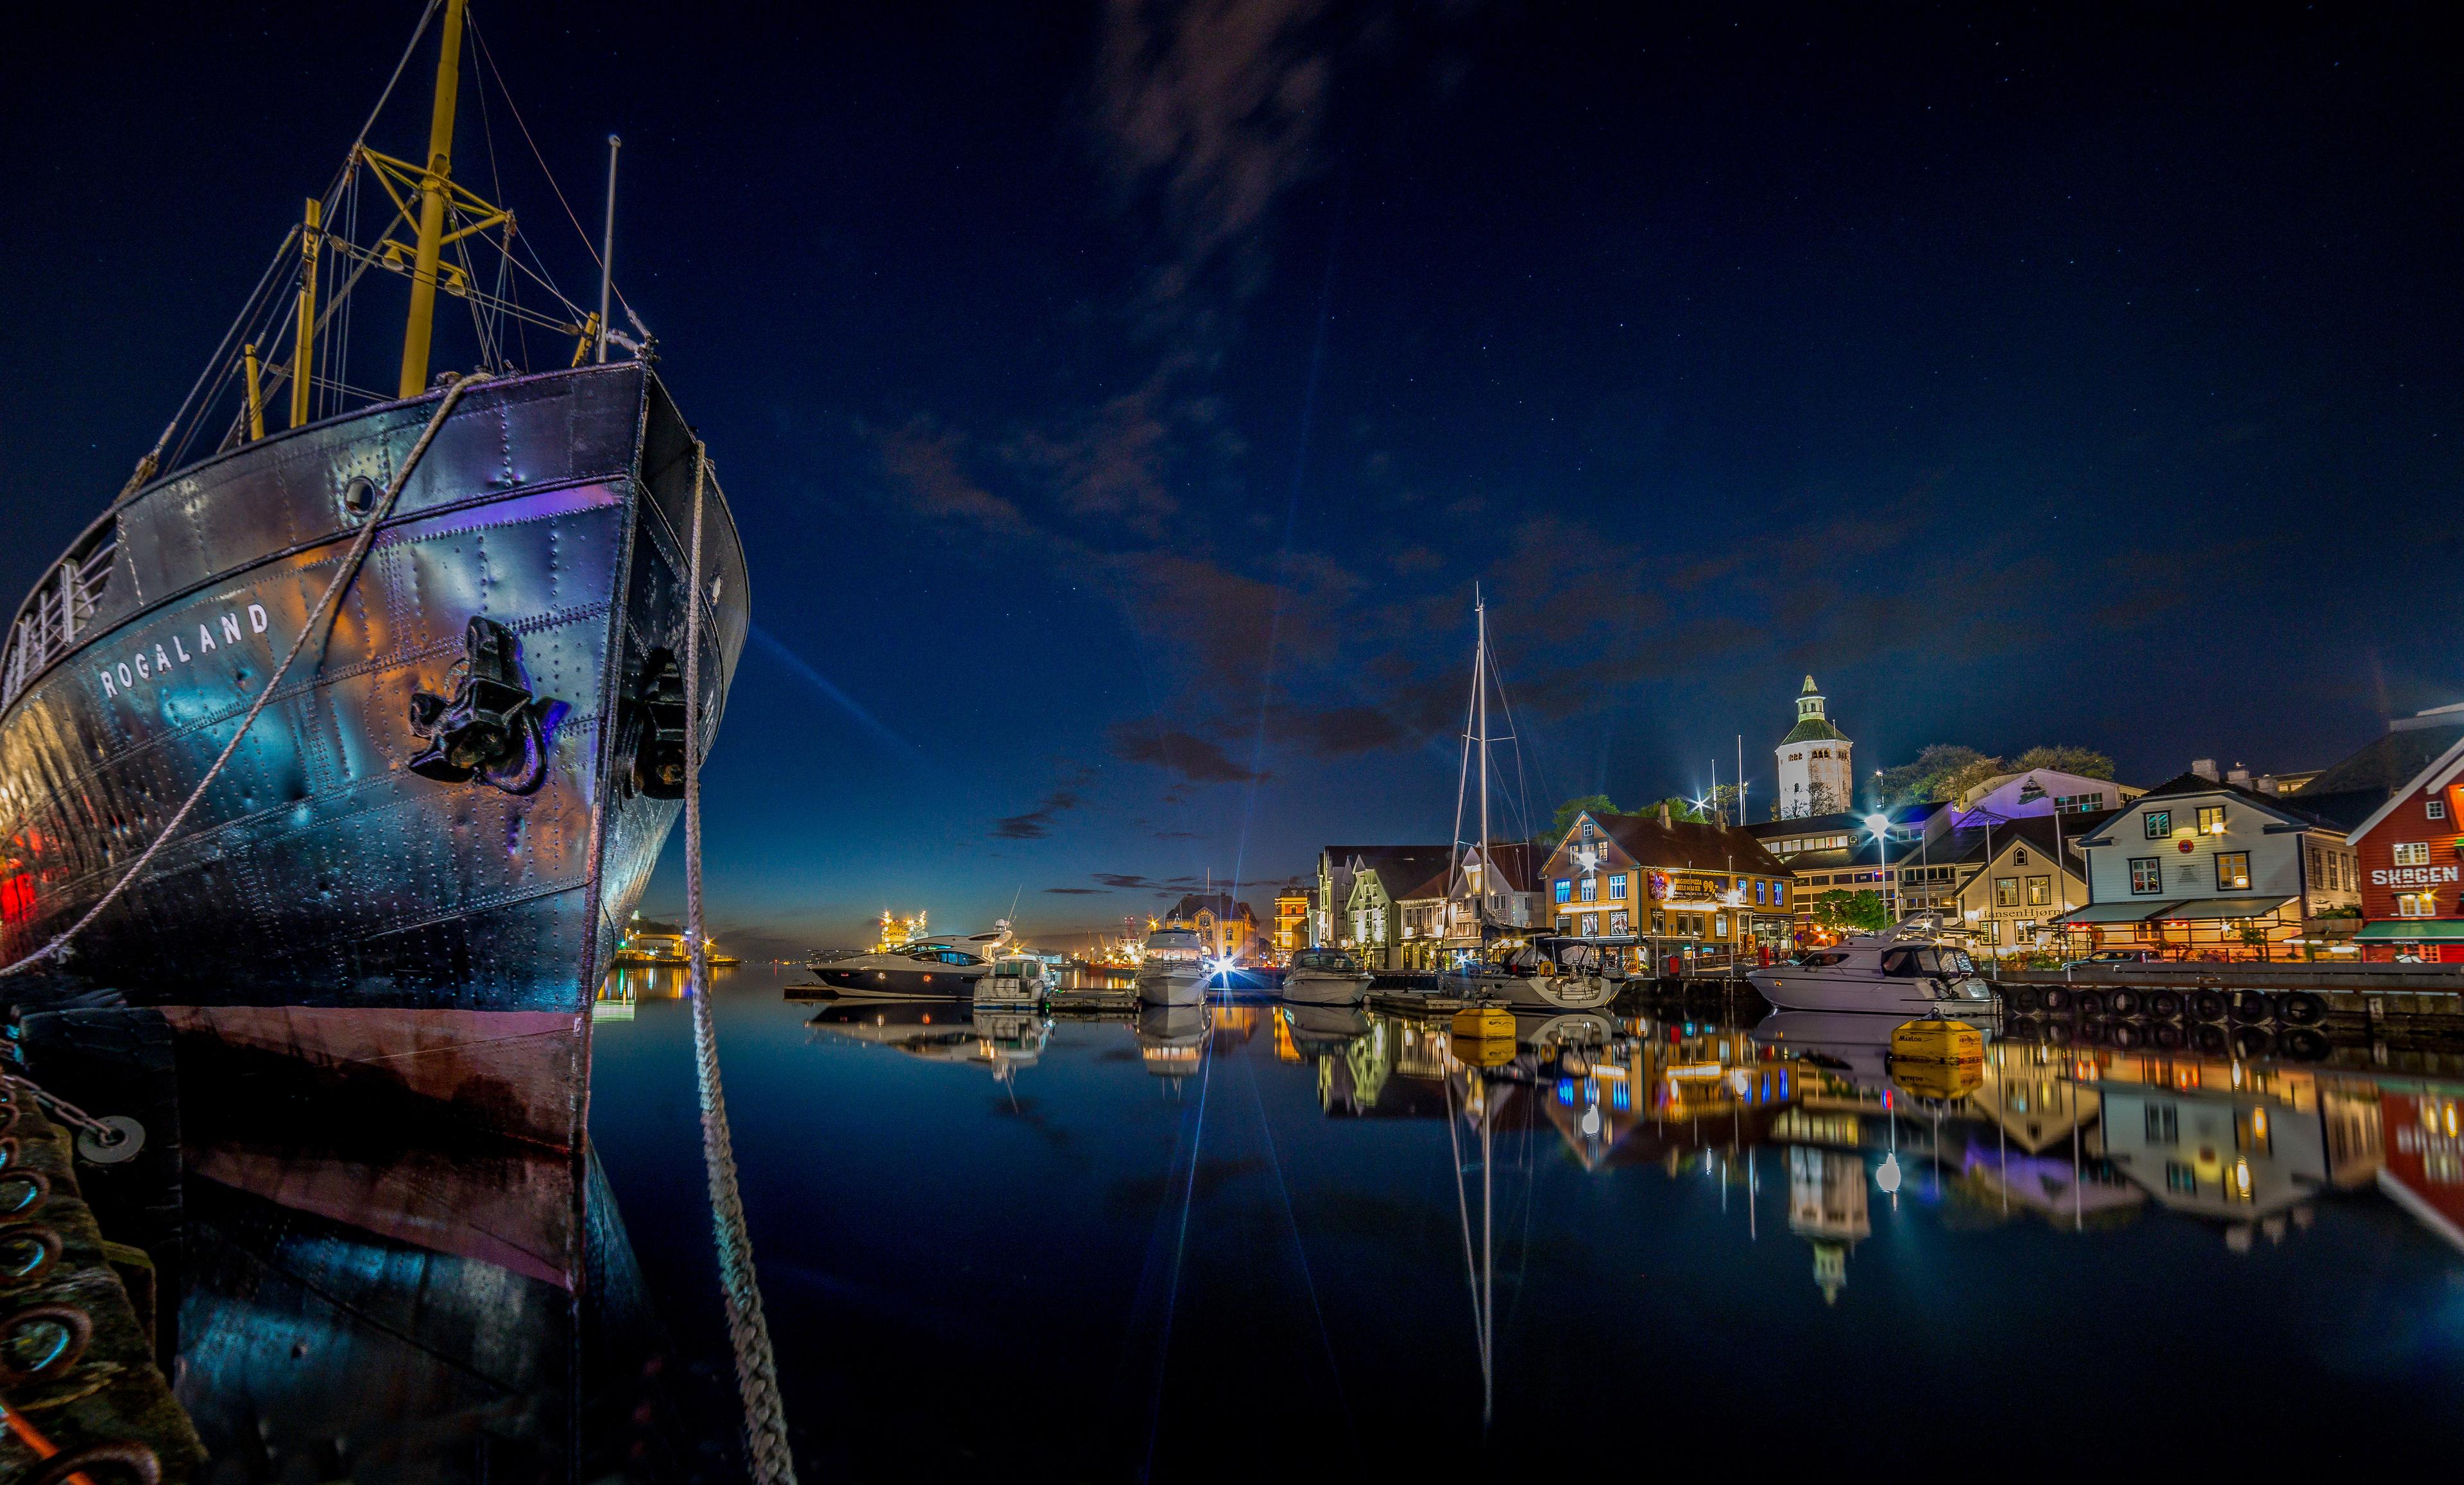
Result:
[1273, 893, 1308, 955]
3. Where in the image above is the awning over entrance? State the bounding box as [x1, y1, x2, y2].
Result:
[2055, 900, 2179, 925]
[2353, 920, 2464, 943]
[2161, 896, 2297, 922]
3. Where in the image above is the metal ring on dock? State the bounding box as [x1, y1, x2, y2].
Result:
[0, 1224, 60, 1287]
[25, 1441, 162, 1485]
[0, 1171, 45, 1218]
[0, 1302, 92, 1386]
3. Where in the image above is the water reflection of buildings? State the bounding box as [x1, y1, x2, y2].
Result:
[1788, 1147, 1868, 1303]
[1296, 1000, 2464, 1291]
[2379, 1086, 2464, 1251]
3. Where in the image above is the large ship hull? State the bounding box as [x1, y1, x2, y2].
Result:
[0, 363, 747, 1149]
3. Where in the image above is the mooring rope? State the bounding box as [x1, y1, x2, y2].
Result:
[681, 443, 798, 1483]
[3, 373, 488, 979]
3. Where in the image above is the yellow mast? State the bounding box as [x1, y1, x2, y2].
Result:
[242, 343, 265, 440]
[291, 197, 321, 427]
[397, 0, 468, 399]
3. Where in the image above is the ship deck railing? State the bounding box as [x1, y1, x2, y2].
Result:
[3, 536, 118, 708]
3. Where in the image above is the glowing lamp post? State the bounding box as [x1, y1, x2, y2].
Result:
[1865, 812, 1894, 925]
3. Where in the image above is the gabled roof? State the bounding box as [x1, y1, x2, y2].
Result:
[2280, 714, 2464, 834]
[1570, 811, 1792, 878]
[1336, 846, 1455, 900]
[1165, 892, 1255, 923]
[1464, 841, 1539, 894]
[2076, 773, 2340, 842]
[2347, 732, 2464, 846]
[2308, 715, 2464, 794]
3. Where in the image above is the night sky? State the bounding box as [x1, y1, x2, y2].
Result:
[6, 3, 2460, 954]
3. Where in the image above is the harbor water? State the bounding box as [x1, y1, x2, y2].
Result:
[590, 965, 2464, 1479]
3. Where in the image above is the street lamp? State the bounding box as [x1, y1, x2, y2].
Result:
[1865, 812, 1894, 925]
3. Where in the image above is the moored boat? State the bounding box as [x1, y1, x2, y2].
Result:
[803, 933, 1005, 1000]
[1439, 936, 1622, 1011]
[1745, 919, 1994, 1016]
[1136, 927, 1209, 1007]
[1281, 947, 1371, 1006]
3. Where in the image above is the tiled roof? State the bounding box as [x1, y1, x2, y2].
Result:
[1581, 812, 1791, 877]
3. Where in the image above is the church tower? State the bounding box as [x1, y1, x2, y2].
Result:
[1775, 675, 1853, 819]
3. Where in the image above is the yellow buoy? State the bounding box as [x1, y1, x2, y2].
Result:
[1452, 1004, 1515, 1041]
[1891, 1016, 1982, 1065]
[1457, 1033, 1516, 1069]
[1892, 1059, 1983, 1100]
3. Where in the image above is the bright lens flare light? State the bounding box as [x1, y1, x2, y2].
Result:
[1204, 955, 1238, 977]
[1864, 812, 1891, 839]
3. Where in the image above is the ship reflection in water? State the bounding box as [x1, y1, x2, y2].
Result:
[573, 965, 2464, 1477]
[167, 1027, 733, 1483]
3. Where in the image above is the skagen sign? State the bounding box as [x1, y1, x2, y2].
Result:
[98, 603, 270, 699]
[2374, 864, 2461, 889]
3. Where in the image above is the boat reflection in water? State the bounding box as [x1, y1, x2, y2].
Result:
[173, 1077, 722, 1482]
[736, 954, 2464, 1473]
[805, 999, 1055, 1084]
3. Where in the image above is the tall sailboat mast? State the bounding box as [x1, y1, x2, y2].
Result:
[1476, 590, 1490, 907]
[398, 0, 470, 397]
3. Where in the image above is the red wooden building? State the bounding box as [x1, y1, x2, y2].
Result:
[2348, 734, 2464, 961]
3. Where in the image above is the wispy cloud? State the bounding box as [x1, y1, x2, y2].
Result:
[991, 789, 1087, 840]
[1110, 723, 1269, 782]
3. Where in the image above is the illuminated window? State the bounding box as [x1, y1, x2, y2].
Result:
[2164, 1162, 2197, 1195]
[1713, 914, 1727, 938]
[1609, 910, 1629, 935]
[1580, 876, 1598, 903]
[2398, 893, 2436, 918]
[1753, 879, 1766, 905]
[2144, 810, 2171, 839]
[2130, 857, 2163, 894]
[1555, 879, 1571, 904]
[2215, 852, 2251, 891]
[2197, 805, 2227, 836]
[1774, 882, 1786, 906]
[1996, 877, 2020, 907]
[1610, 873, 1628, 900]
[2393, 842, 2431, 867]
[2026, 876, 2051, 907]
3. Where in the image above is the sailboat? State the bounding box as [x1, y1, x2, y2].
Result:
[0, 1, 747, 1150]
[1435, 594, 1620, 1012]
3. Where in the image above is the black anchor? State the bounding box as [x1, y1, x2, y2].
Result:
[407, 616, 551, 794]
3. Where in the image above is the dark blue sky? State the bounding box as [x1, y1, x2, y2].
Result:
[7, 3, 2460, 952]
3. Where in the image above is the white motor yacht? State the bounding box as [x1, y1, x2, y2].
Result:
[803, 931, 1007, 1000]
[1745, 920, 1994, 1015]
[1136, 927, 1210, 1007]
[1281, 947, 1373, 1006]
[1439, 936, 1622, 1012]
[976, 951, 1058, 1006]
